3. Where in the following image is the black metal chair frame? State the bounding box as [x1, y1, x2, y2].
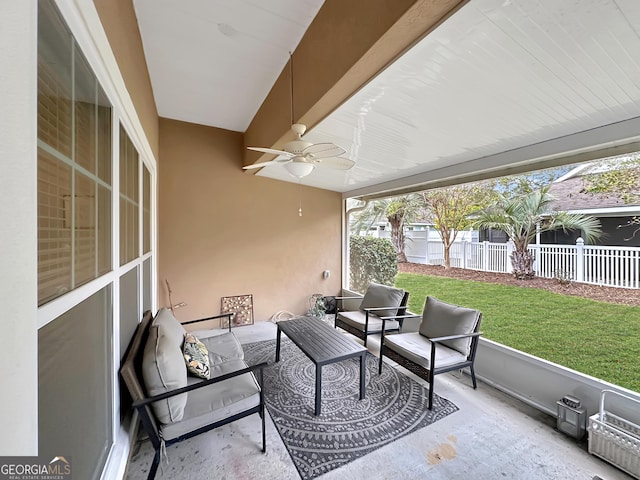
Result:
[334, 291, 410, 346]
[120, 311, 267, 480]
[378, 312, 482, 410]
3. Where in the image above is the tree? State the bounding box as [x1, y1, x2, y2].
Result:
[349, 194, 422, 262]
[473, 187, 603, 279]
[582, 155, 640, 204]
[581, 155, 640, 241]
[421, 183, 495, 268]
[494, 166, 571, 199]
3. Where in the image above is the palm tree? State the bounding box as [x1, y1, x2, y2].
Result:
[473, 187, 602, 279]
[350, 194, 422, 262]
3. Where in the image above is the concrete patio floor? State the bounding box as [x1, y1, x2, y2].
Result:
[123, 321, 630, 480]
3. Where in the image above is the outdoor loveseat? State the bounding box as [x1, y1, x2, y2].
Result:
[378, 296, 482, 409]
[120, 308, 266, 480]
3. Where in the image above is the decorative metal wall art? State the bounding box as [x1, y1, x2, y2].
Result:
[221, 294, 254, 327]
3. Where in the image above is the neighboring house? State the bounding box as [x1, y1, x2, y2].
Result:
[474, 160, 640, 247]
[478, 228, 508, 243]
[545, 161, 640, 247]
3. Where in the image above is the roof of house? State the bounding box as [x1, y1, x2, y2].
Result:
[547, 160, 640, 213]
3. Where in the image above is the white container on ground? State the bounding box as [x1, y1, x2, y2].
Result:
[588, 389, 640, 479]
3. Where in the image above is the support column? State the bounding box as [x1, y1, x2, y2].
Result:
[0, 0, 38, 455]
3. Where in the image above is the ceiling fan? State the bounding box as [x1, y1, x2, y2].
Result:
[244, 123, 355, 178]
[243, 53, 355, 178]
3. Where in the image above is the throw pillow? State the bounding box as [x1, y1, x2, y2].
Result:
[183, 333, 210, 379]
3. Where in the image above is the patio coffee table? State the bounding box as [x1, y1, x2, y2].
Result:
[275, 316, 367, 415]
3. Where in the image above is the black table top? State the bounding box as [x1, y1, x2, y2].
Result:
[277, 316, 367, 365]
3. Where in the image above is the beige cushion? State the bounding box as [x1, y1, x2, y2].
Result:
[198, 331, 245, 365]
[153, 307, 187, 348]
[161, 359, 261, 441]
[418, 296, 480, 357]
[337, 310, 400, 333]
[142, 325, 188, 424]
[384, 332, 467, 369]
[359, 283, 405, 318]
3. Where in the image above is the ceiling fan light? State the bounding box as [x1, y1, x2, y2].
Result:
[284, 162, 315, 178]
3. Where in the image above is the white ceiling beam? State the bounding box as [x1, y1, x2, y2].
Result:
[347, 116, 640, 200]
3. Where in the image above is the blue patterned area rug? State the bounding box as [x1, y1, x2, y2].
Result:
[242, 338, 458, 480]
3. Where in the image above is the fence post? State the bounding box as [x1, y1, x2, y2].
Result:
[425, 227, 430, 265]
[532, 244, 538, 274]
[462, 239, 468, 269]
[576, 237, 584, 282]
[506, 240, 514, 273]
[482, 241, 489, 271]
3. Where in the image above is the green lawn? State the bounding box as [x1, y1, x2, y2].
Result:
[395, 272, 640, 393]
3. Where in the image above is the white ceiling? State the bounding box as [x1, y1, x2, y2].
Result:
[134, 0, 640, 198]
[133, 0, 324, 132]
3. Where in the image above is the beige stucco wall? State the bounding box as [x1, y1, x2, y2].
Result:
[158, 118, 342, 322]
[93, 0, 466, 325]
[93, 0, 159, 159]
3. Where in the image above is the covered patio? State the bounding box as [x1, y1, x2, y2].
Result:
[122, 322, 629, 480]
[2, 1, 639, 479]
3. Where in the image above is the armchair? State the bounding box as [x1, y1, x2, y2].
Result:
[378, 296, 482, 410]
[334, 282, 409, 346]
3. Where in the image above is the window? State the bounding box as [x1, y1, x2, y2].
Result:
[119, 125, 139, 265]
[37, 0, 112, 305]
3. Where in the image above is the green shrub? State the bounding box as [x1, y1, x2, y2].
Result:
[349, 235, 398, 293]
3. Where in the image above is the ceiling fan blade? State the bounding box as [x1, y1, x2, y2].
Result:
[303, 143, 346, 159]
[242, 159, 290, 170]
[247, 146, 293, 157]
[316, 156, 356, 170]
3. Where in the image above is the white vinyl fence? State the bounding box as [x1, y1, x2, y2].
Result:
[377, 230, 640, 289]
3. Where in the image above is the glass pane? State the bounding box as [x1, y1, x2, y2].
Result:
[96, 85, 112, 184]
[130, 201, 139, 259]
[38, 148, 72, 305]
[119, 268, 139, 421]
[37, 0, 72, 158]
[143, 257, 152, 312]
[97, 184, 112, 275]
[74, 50, 96, 174]
[119, 196, 127, 265]
[119, 125, 138, 200]
[74, 172, 96, 286]
[119, 198, 138, 265]
[39, 286, 113, 480]
[119, 268, 139, 361]
[119, 126, 127, 195]
[143, 166, 151, 253]
[119, 126, 139, 265]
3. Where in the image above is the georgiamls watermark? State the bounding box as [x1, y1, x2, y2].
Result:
[0, 456, 71, 480]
